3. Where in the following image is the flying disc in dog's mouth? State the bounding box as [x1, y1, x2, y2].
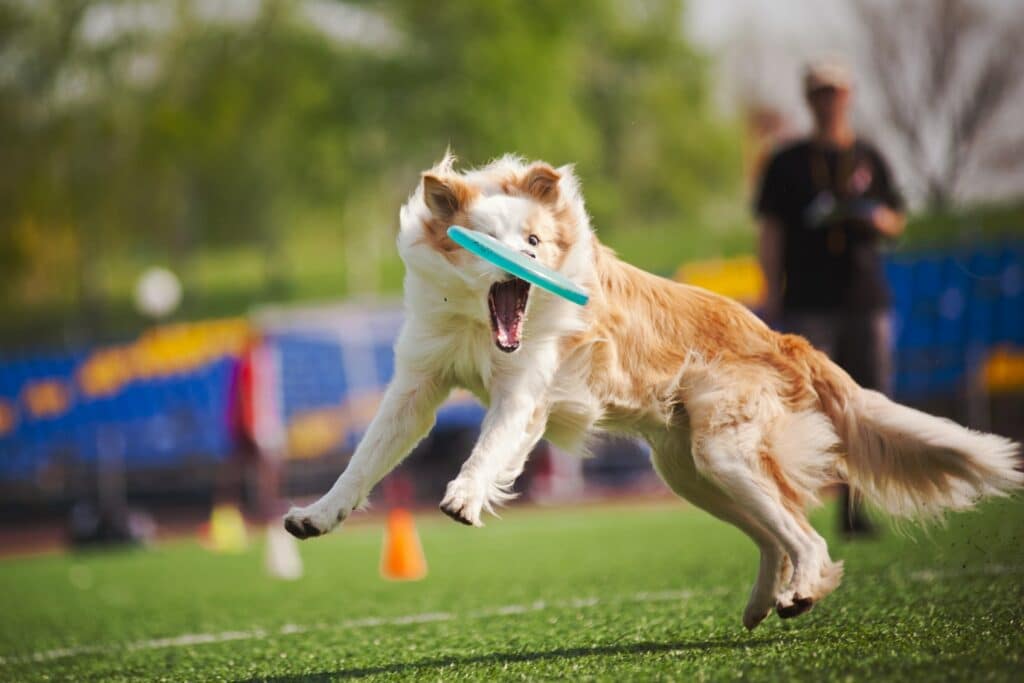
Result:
[488, 278, 531, 352]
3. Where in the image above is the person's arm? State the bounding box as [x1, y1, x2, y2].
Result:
[758, 217, 784, 324]
[865, 144, 906, 238]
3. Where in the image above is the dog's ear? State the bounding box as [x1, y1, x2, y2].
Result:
[422, 174, 470, 221]
[524, 163, 561, 203]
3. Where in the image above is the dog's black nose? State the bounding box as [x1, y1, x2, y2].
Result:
[521, 249, 537, 259]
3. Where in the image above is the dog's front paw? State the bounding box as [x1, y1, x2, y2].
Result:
[439, 478, 485, 527]
[283, 503, 346, 540]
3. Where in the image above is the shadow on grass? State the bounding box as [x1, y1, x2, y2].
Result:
[244, 636, 783, 681]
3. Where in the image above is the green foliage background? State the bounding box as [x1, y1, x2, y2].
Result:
[0, 0, 749, 348]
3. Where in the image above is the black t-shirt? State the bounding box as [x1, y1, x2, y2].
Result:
[755, 138, 904, 312]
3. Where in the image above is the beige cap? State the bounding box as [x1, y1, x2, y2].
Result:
[804, 57, 852, 93]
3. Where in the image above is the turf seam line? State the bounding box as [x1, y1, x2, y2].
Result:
[4, 563, 1021, 667]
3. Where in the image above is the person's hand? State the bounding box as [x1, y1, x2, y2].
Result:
[869, 206, 905, 237]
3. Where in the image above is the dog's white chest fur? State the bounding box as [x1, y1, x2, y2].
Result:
[413, 299, 603, 451]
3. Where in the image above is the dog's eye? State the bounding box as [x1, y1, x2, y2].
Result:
[527, 234, 540, 247]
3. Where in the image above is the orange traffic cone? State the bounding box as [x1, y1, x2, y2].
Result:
[380, 508, 427, 581]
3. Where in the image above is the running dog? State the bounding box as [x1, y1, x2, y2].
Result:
[285, 154, 1022, 628]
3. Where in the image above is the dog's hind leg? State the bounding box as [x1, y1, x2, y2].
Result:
[689, 422, 835, 620]
[787, 514, 843, 615]
[650, 434, 789, 630]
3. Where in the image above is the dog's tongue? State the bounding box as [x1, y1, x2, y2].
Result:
[489, 279, 529, 352]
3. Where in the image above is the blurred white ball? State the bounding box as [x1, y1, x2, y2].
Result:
[134, 267, 182, 318]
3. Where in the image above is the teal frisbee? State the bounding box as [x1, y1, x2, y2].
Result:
[447, 225, 589, 306]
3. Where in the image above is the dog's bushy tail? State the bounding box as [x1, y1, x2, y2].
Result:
[812, 359, 1023, 520]
[840, 389, 1021, 519]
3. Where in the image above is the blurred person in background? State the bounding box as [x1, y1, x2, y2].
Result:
[229, 338, 302, 579]
[754, 57, 906, 537]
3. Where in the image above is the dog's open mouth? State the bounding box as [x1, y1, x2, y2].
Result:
[488, 278, 531, 352]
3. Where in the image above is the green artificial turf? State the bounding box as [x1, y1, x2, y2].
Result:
[1, 498, 1022, 682]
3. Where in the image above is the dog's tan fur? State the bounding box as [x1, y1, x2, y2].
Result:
[285, 154, 1022, 629]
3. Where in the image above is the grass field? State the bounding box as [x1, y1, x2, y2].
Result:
[2, 498, 1023, 682]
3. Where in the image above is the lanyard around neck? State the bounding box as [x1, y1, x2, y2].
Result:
[809, 144, 856, 196]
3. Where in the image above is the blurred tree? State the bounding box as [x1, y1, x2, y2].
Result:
[1, 0, 358, 308]
[0, 0, 743, 347]
[0, 0, 112, 323]
[852, 0, 1024, 208]
[375, 0, 740, 235]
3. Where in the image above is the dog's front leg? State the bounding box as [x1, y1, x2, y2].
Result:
[439, 385, 547, 527]
[284, 369, 449, 539]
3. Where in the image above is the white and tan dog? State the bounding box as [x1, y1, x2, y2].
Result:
[285, 154, 1022, 628]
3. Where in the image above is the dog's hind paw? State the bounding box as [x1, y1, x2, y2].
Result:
[776, 595, 814, 619]
[742, 585, 779, 630]
[742, 604, 773, 630]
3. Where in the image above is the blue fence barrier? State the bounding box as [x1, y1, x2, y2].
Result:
[0, 355, 237, 480]
[887, 242, 1023, 397]
[0, 321, 249, 481]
